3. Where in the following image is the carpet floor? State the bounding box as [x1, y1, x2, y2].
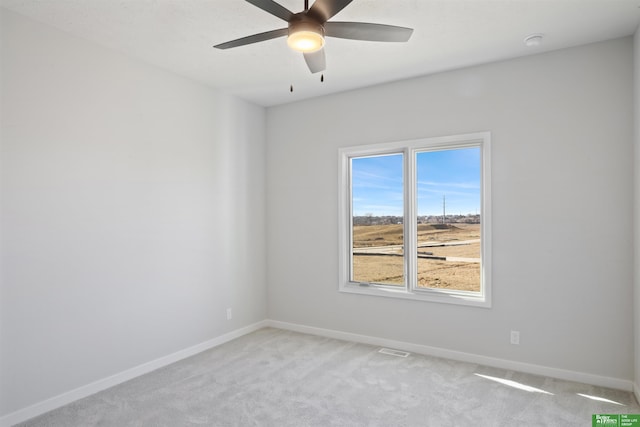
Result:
[17, 327, 640, 426]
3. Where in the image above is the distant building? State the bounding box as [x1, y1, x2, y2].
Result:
[354, 214, 479, 225]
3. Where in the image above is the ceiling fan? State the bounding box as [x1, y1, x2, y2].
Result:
[214, 0, 413, 74]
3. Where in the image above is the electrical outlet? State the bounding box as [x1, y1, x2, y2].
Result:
[226, 308, 232, 320]
[510, 330, 520, 345]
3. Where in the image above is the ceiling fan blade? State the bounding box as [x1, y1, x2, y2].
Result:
[214, 28, 288, 49]
[245, 0, 294, 21]
[324, 22, 413, 42]
[303, 48, 326, 73]
[307, 0, 353, 23]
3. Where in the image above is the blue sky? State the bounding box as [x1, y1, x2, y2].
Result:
[351, 147, 480, 216]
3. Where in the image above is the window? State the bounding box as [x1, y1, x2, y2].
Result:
[338, 132, 491, 307]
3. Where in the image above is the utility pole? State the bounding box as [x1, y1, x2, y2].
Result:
[442, 195, 446, 225]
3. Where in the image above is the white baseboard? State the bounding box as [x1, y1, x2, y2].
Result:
[266, 319, 634, 392]
[0, 320, 268, 427]
[634, 382, 640, 406]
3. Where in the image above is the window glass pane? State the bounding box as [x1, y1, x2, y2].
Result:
[351, 154, 404, 286]
[416, 147, 481, 292]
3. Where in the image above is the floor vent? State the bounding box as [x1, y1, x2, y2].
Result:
[378, 348, 410, 358]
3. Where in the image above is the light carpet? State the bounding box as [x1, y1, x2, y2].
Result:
[17, 327, 640, 426]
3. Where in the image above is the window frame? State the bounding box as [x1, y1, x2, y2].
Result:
[338, 132, 492, 308]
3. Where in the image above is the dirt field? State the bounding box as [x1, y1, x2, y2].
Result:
[352, 223, 481, 292]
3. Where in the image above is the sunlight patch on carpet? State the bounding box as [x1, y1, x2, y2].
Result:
[577, 393, 625, 406]
[474, 373, 554, 395]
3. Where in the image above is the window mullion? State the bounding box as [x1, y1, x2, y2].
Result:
[405, 148, 417, 292]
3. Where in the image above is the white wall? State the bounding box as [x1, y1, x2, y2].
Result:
[0, 9, 266, 416]
[267, 38, 634, 382]
[634, 27, 640, 397]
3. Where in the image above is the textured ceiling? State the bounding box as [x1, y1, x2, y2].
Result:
[2, 0, 639, 106]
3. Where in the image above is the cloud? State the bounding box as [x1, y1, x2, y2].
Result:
[417, 180, 480, 190]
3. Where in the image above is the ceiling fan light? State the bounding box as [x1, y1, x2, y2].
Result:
[287, 30, 325, 53]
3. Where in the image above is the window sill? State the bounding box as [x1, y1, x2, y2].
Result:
[340, 282, 491, 308]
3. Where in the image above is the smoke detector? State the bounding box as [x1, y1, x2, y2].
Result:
[524, 33, 544, 47]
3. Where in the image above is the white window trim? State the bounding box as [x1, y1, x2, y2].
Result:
[338, 132, 492, 308]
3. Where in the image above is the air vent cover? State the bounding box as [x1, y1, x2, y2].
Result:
[378, 348, 410, 358]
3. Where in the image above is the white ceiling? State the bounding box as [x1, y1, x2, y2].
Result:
[2, 0, 639, 106]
